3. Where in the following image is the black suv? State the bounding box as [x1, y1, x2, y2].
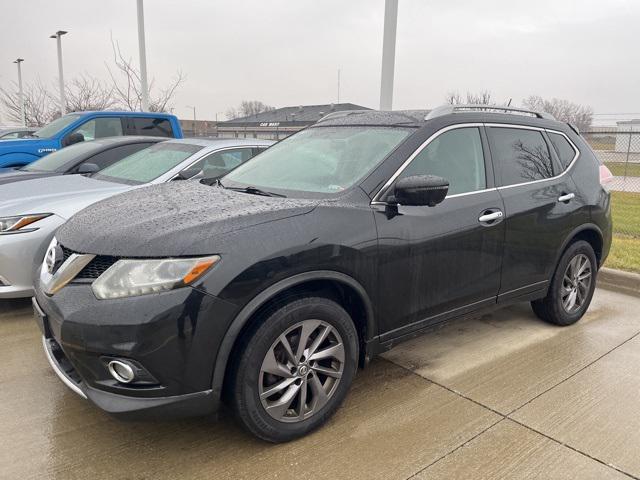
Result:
[33, 106, 612, 442]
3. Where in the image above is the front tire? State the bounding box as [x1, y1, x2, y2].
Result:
[230, 296, 358, 442]
[531, 240, 597, 326]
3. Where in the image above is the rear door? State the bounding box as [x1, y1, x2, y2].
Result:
[487, 124, 581, 301]
[374, 125, 505, 340]
[125, 117, 174, 138]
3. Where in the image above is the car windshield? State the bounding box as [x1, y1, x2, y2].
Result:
[32, 114, 81, 138]
[21, 141, 101, 172]
[224, 126, 411, 195]
[93, 142, 203, 185]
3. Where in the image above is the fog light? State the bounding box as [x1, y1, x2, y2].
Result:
[107, 360, 135, 384]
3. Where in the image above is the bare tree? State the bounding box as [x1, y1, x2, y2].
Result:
[0, 79, 58, 126]
[65, 75, 118, 112]
[522, 96, 593, 130]
[225, 100, 275, 120]
[446, 90, 501, 105]
[106, 37, 184, 112]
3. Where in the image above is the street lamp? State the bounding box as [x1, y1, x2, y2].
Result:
[137, 0, 150, 111]
[186, 105, 196, 122]
[49, 30, 68, 115]
[13, 58, 25, 126]
[379, 0, 398, 110]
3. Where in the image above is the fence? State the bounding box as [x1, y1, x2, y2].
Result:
[582, 128, 639, 261]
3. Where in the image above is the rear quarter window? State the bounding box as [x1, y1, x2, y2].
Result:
[548, 132, 578, 171]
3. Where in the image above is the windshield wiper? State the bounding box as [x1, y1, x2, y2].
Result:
[218, 180, 286, 198]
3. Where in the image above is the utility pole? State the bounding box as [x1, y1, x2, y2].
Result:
[337, 69, 341, 104]
[379, 0, 398, 111]
[137, 0, 150, 111]
[50, 31, 67, 114]
[13, 58, 25, 126]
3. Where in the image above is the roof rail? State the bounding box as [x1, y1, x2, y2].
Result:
[425, 104, 556, 121]
[317, 110, 370, 122]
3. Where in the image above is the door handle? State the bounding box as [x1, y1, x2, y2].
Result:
[478, 210, 503, 223]
[558, 193, 575, 203]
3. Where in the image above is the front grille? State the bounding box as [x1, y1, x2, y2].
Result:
[78, 255, 118, 279]
[59, 244, 118, 280]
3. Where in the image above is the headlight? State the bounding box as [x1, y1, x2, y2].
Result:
[0, 213, 52, 235]
[91, 256, 220, 300]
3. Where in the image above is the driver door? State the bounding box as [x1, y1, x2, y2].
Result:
[373, 125, 505, 341]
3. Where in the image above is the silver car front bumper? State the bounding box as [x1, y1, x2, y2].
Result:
[0, 214, 64, 298]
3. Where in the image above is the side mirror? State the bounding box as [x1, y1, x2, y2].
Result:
[392, 175, 449, 207]
[76, 162, 99, 174]
[63, 132, 85, 147]
[175, 167, 201, 180]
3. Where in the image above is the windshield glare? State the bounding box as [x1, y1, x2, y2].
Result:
[22, 140, 100, 172]
[224, 126, 411, 194]
[33, 114, 81, 138]
[93, 142, 202, 184]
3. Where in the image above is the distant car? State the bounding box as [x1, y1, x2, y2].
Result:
[0, 138, 273, 298]
[0, 126, 37, 139]
[0, 136, 165, 186]
[0, 111, 184, 168]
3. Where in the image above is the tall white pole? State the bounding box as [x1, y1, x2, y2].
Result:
[14, 59, 25, 126]
[379, 0, 398, 111]
[337, 69, 341, 104]
[50, 31, 68, 115]
[137, 0, 150, 111]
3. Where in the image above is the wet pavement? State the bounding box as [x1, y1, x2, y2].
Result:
[1, 287, 639, 479]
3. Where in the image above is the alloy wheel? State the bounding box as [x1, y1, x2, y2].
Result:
[258, 319, 345, 423]
[561, 253, 592, 314]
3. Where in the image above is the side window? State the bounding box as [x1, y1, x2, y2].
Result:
[489, 127, 554, 186]
[70, 117, 124, 141]
[398, 127, 486, 196]
[188, 148, 255, 178]
[127, 117, 174, 137]
[548, 132, 577, 171]
[78, 143, 154, 171]
[0, 132, 20, 139]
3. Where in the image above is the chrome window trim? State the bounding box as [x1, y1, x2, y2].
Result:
[371, 122, 580, 204]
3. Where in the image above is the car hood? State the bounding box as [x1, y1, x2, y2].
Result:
[0, 137, 42, 148]
[0, 174, 133, 218]
[0, 168, 58, 186]
[57, 181, 319, 257]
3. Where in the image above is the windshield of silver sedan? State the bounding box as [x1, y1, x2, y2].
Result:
[93, 143, 203, 185]
[223, 126, 411, 195]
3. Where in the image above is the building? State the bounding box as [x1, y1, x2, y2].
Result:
[215, 103, 370, 140]
[616, 120, 640, 153]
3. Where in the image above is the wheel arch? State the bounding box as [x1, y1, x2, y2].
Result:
[557, 224, 604, 268]
[211, 270, 376, 400]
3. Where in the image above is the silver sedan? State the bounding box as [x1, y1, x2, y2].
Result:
[0, 137, 273, 298]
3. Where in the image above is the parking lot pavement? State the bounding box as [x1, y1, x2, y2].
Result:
[1, 287, 639, 479]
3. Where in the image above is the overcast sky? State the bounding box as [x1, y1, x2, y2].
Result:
[1, 0, 638, 122]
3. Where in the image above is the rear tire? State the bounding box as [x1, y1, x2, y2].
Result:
[531, 240, 597, 326]
[230, 296, 358, 443]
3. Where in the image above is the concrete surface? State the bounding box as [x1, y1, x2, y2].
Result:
[1, 288, 639, 479]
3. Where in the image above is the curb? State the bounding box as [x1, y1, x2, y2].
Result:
[598, 267, 640, 297]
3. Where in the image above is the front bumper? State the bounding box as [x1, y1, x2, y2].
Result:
[34, 282, 238, 418]
[0, 215, 63, 298]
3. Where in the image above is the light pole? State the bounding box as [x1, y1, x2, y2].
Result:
[186, 105, 196, 122]
[13, 58, 25, 126]
[379, 0, 398, 111]
[49, 30, 67, 115]
[137, 0, 150, 111]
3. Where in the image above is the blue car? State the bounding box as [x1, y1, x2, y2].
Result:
[0, 111, 183, 168]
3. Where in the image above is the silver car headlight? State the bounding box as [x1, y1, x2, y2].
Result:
[0, 214, 52, 235]
[91, 256, 220, 300]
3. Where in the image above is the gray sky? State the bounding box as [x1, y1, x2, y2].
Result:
[1, 0, 638, 122]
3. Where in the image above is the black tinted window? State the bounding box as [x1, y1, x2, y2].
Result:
[548, 132, 576, 170]
[127, 117, 174, 137]
[490, 127, 554, 186]
[81, 143, 155, 170]
[399, 127, 486, 195]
